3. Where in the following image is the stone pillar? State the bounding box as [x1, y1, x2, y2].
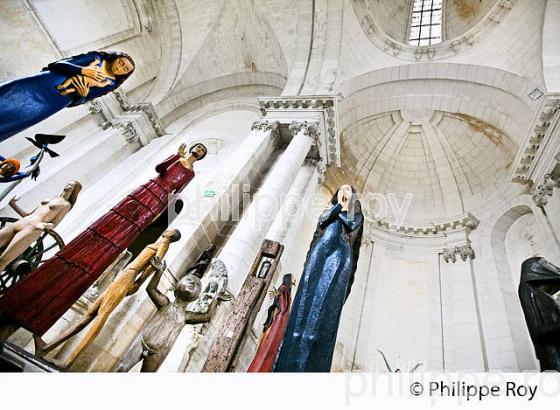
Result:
[266, 164, 316, 243]
[228, 164, 316, 371]
[212, 121, 318, 296]
[163, 119, 282, 276]
[439, 252, 486, 371]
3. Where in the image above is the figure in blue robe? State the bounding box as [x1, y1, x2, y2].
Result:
[274, 184, 364, 372]
[0, 51, 135, 143]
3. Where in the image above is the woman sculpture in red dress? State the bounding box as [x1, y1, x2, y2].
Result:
[0, 143, 207, 338]
[248, 274, 295, 372]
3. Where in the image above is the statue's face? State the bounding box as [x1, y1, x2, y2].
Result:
[162, 229, 181, 242]
[111, 57, 134, 76]
[190, 144, 207, 160]
[62, 181, 80, 198]
[175, 275, 202, 302]
[0, 162, 16, 177]
[337, 184, 353, 204]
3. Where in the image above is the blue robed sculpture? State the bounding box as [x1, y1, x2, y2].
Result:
[0, 51, 135, 143]
[274, 184, 364, 372]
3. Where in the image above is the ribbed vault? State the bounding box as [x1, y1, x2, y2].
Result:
[326, 109, 518, 225]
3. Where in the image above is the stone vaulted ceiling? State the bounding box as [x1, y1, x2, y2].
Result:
[154, 0, 291, 121]
[326, 109, 518, 225]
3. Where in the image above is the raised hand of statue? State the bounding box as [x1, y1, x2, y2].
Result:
[81, 58, 105, 82]
[338, 185, 352, 211]
[150, 256, 166, 273]
[178, 143, 187, 158]
[268, 288, 279, 299]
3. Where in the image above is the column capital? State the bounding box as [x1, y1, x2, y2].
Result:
[532, 173, 560, 208]
[288, 120, 320, 141]
[442, 244, 475, 263]
[251, 119, 280, 133]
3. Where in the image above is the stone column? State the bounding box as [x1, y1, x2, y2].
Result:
[163, 119, 282, 276]
[230, 164, 316, 371]
[212, 121, 319, 296]
[266, 164, 316, 243]
[439, 251, 486, 372]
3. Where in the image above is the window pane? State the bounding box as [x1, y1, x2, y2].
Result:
[409, 0, 443, 46]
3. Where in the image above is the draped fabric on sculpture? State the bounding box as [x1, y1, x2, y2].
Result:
[0, 154, 194, 336]
[274, 186, 363, 372]
[518, 257, 560, 371]
[0, 52, 118, 142]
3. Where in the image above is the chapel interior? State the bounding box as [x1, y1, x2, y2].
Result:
[0, 0, 559, 373]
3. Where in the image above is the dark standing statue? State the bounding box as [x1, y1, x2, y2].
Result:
[274, 184, 364, 372]
[0, 51, 135, 142]
[518, 257, 560, 371]
[115, 245, 218, 372]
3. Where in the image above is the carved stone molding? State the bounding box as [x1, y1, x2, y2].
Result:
[88, 90, 166, 146]
[258, 96, 340, 185]
[532, 174, 560, 208]
[442, 244, 475, 263]
[373, 212, 479, 237]
[511, 96, 560, 185]
[114, 90, 165, 137]
[112, 120, 140, 144]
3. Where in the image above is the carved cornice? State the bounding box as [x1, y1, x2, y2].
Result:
[373, 212, 480, 237]
[111, 120, 140, 144]
[531, 173, 560, 208]
[352, 0, 516, 62]
[511, 96, 560, 185]
[88, 90, 166, 146]
[114, 90, 165, 137]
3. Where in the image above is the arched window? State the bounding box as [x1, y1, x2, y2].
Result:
[408, 0, 443, 46]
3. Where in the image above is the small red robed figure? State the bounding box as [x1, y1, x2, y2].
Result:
[0, 143, 207, 336]
[248, 274, 295, 372]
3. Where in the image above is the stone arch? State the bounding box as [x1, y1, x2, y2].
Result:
[338, 63, 540, 148]
[157, 71, 285, 126]
[165, 97, 261, 135]
[489, 202, 539, 370]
